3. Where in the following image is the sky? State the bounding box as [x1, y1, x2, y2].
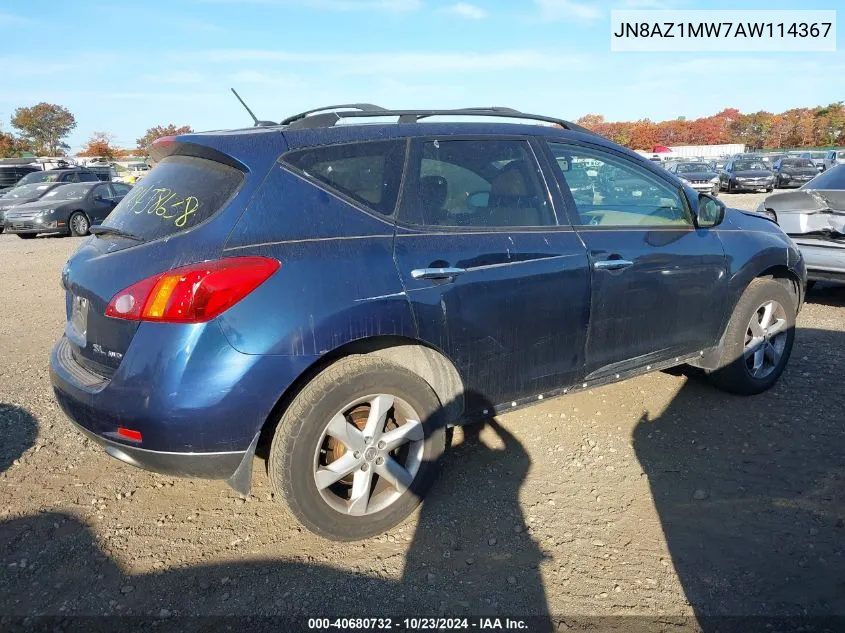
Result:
[0, 0, 841, 152]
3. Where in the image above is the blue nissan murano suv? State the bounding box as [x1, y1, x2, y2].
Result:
[50, 106, 806, 540]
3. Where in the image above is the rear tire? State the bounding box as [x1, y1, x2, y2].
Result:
[269, 356, 447, 541]
[708, 278, 796, 395]
[69, 212, 90, 237]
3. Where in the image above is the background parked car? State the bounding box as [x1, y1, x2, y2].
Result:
[0, 161, 40, 195]
[665, 161, 720, 195]
[4, 181, 131, 239]
[13, 168, 100, 189]
[795, 151, 827, 172]
[757, 164, 845, 286]
[0, 182, 68, 233]
[87, 165, 117, 182]
[771, 158, 819, 189]
[719, 159, 775, 192]
[823, 149, 845, 171]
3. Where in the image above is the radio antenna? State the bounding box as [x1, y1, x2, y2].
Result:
[230, 88, 276, 127]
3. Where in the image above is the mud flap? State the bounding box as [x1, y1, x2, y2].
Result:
[225, 432, 260, 497]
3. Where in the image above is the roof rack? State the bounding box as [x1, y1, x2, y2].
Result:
[282, 105, 594, 135]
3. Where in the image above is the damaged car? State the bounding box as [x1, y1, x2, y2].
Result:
[758, 164, 845, 285]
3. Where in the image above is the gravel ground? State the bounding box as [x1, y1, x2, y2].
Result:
[1, 191, 843, 631]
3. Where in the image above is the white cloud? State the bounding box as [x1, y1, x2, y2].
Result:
[535, 0, 602, 21]
[143, 71, 206, 84]
[189, 49, 586, 75]
[445, 2, 488, 19]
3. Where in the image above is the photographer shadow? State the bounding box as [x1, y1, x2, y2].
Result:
[0, 391, 552, 631]
[633, 326, 845, 629]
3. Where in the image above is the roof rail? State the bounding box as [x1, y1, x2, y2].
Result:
[280, 104, 389, 126]
[282, 106, 594, 135]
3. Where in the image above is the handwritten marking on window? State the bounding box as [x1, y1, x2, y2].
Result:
[124, 185, 202, 227]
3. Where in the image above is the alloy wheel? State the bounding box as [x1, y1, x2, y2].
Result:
[744, 300, 788, 379]
[313, 394, 424, 516]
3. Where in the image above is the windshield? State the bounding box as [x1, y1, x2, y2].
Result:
[676, 163, 708, 174]
[783, 159, 814, 168]
[805, 164, 845, 190]
[101, 155, 243, 241]
[43, 184, 90, 200]
[734, 161, 767, 171]
[16, 171, 54, 186]
[1, 183, 56, 199]
[810, 152, 826, 159]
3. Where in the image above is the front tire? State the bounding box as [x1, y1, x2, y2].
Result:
[269, 356, 447, 541]
[69, 212, 90, 237]
[708, 278, 796, 395]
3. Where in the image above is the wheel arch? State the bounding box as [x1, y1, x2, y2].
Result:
[255, 335, 465, 459]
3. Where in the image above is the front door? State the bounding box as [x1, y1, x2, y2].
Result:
[393, 137, 591, 410]
[543, 140, 728, 378]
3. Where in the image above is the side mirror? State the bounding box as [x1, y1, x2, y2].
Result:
[467, 191, 489, 209]
[695, 193, 725, 229]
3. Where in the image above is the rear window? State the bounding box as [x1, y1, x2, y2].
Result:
[100, 155, 243, 241]
[282, 140, 406, 217]
[805, 164, 845, 190]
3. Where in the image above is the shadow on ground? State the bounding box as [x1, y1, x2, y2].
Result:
[634, 327, 845, 630]
[0, 394, 553, 631]
[0, 403, 38, 475]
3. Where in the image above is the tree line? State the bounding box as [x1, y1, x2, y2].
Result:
[3, 100, 843, 160]
[575, 102, 845, 151]
[0, 102, 192, 160]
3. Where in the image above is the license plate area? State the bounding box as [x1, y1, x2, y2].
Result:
[70, 295, 89, 345]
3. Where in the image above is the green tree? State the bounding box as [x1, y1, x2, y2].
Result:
[10, 102, 76, 155]
[136, 124, 193, 153]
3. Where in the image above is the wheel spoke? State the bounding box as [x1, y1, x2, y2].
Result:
[315, 451, 362, 490]
[759, 302, 775, 329]
[751, 347, 765, 376]
[375, 456, 414, 494]
[379, 419, 424, 452]
[766, 318, 788, 337]
[362, 394, 394, 441]
[748, 317, 764, 337]
[764, 341, 779, 365]
[348, 467, 373, 515]
[325, 412, 364, 452]
[744, 337, 764, 359]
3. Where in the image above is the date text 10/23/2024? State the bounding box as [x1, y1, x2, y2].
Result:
[307, 617, 530, 630]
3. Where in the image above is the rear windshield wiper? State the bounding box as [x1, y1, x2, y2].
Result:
[90, 226, 144, 242]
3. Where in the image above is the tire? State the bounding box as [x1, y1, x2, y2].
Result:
[69, 212, 90, 237]
[766, 187, 773, 193]
[269, 356, 447, 541]
[805, 280, 816, 293]
[708, 278, 796, 395]
[17, 233, 36, 239]
[726, 179, 733, 193]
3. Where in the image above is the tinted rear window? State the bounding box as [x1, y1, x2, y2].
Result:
[806, 165, 845, 190]
[282, 140, 405, 217]
[100, 155, 243, 241]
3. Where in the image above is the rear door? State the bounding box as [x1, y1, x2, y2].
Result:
[542, 139, 728, 378]
[393, 136, 591, 409]
[89, 183, 116, 223]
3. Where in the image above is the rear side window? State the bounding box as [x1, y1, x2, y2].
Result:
[282, 140, 405, 217]
[400, 139, 555, 228]
[805, 165, 845, 190]
[100, 155, 243, 241]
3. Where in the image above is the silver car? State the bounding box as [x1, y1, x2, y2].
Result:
[757, 164, 845, 285]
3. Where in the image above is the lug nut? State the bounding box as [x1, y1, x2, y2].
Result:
[353, 451, 361, 459]
[364, 436, 372, 445]
[361, 463, 369, 472]
[375, 456, 384, 465]
[377, 441, 386, 449]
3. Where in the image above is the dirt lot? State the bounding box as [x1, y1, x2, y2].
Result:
[1, 191, 843, 630]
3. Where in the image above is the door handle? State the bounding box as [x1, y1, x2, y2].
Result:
[593, 259, 634, 271]
[411, 267, 466, 280]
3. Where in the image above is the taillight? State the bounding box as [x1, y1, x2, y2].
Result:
[105, 257, 279, 323]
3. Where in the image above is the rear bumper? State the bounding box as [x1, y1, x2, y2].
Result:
[60, 407, 246, 479]
[50, 323, 319, 479]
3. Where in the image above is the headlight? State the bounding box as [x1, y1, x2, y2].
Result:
[709, 176, 719, 183]
[679, 177, 690, 183]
